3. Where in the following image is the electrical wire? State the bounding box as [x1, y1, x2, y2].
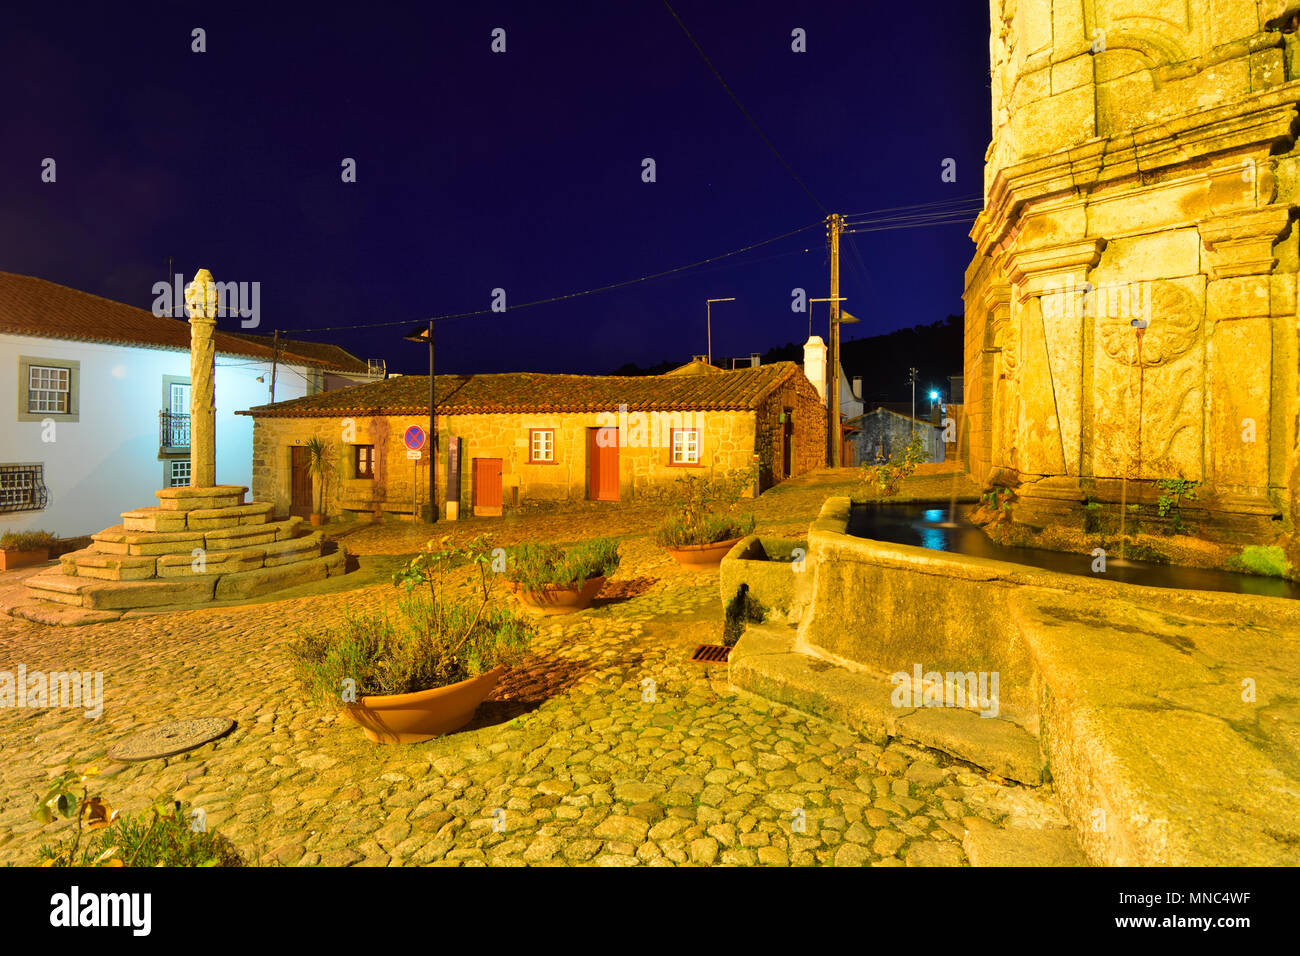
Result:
[661, 0, 826, 214]
[280, 219, 822, 335]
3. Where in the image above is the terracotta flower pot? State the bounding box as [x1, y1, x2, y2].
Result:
[0, 548, 49, 572]
[665, 537, 743, 568]
[508, 575, 606, 615]
[309, 513, 324, 527]
[343, 665, 506, 744]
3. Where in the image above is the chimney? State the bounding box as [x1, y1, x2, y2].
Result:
[851, 376, 862, 400]
[803, 336, 827, 402]
[750, 352, 761, 367]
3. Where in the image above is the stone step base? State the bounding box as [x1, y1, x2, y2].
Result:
[26, 544, 343, 611]
[90, 517, 304, 557]
[155, 485, 248, 512]
[122, 502, 273, 533]
[729, 623, 1045, 785]
[59, 550, 157, 581]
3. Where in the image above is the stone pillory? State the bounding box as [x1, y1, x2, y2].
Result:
[9, 268, 346, 626]
[239, 361, 827, 518]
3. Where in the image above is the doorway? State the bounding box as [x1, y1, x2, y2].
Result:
[290, 445, 312, 517]
[473, 457, 503, 516]
[782, 408, 793, 479]
[587, 427, 619, 501]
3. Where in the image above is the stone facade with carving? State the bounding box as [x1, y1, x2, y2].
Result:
[965, 0, 1300, 551]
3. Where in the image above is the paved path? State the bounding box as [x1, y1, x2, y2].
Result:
[0, 473, 1070, 866]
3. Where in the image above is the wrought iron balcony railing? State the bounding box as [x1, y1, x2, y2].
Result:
[159, 410, 190, 450]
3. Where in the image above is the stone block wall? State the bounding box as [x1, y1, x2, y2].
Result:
[754, 370, 827, 486]
[250, 405, 784, 517]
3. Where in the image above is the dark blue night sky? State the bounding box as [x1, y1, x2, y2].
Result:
[2, 1, 990, 377]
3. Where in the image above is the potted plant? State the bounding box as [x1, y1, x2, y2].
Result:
[504, 538, 619, 614]
[655, 471, 756, 568]
[304, 436, 332, 526]
[0, 530, 57, 571]
[290, 534, 534, 743]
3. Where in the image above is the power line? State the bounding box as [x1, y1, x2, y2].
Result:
[281, 220, 822, 336]
[661, 0, 826, 214]
[842, 195, 985, 219]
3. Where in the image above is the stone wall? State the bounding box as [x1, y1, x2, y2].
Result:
[754, 369, 827, 486]
[250, 405, 804, 517]
[966, 1, 1300, 544]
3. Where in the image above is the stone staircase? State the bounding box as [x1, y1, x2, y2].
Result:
[10, 485, 345, 625]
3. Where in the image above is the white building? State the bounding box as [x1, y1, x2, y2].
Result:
[802, 335, 866, 464]
[0, 271, 357, 538]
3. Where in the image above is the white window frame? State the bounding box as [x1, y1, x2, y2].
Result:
[671, 428, 700, 465]
[168, 459, 191, 487]
[27, 365, 71, 414]
[529, 429, 555, 463]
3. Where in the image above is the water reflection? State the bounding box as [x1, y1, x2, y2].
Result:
[847, 503, 1300, 600]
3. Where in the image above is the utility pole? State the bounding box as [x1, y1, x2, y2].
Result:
[827, 213, 843, 467]
[269, 329, 279, 402]
[706, 297, 736, 366]
[908, 367, 919, 438]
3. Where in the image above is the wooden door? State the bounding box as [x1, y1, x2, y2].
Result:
[290, 446, 312, 517]
[782, 409, 793, 479]
[473, 458, 503, 516]
[588, 427, 619, 501]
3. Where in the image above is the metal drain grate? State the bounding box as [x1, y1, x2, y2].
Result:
[690, 644, 731, 664]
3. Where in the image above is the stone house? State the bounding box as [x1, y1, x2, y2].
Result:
[240, 360, 826, 519]
[849, 405, 945, 466]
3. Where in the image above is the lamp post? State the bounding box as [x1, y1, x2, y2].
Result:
[706, 297, 736, 366]
[908, 367, 919, 438]
[403, 320, 437, 522]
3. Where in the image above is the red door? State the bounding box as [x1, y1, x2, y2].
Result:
[473, 458, 503, 516]
[588, 427, 619, 501]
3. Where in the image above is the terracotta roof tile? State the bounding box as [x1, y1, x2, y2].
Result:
[240, 362, 803, 417]
[0, 271, 340, 369]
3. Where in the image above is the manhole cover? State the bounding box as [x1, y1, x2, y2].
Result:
[107, 717, 235, 761]
[690, 644, 731, 664]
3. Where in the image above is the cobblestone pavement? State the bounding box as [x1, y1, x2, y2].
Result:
[0, 472, 1069, 866]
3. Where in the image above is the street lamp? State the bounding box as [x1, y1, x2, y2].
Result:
[403, 320, 437, 523]
[706, 297, 736, 366]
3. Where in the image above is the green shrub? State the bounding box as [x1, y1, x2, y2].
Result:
[292, 534, 534, 702]
[860, 430, 927, 498]
[1226, 545, 1290, 579]
[32, 768, 242, 867]
[291, 591, 533, 701]
[654, 469, 756, 548]
[505, 538, 620, 590]
[656, 512, 755, 548]
[1, 530, 57, 551]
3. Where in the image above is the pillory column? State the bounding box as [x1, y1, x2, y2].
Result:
[184, 268, 218, 487]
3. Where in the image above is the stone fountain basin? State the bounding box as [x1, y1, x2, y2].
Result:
[731, 496, 1300, 865]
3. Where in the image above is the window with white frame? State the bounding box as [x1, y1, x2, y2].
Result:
[671, 428, 700, 464]
[168, 460, 191, 487]
[27, 365, 71, 414]
[529, 429, 555, 463]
